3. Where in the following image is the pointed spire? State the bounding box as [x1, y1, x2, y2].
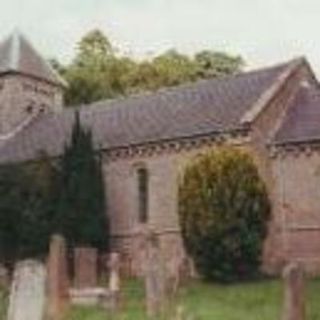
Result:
[0, 30, 67, 87]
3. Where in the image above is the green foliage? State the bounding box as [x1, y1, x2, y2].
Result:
[55, 111, 109, 250]
[0, 156, 57, 264]
[152, 49, 197, 88]
[52, 29, 244, 106]
[62, 29, 118, 105]
[75, 29, 114, 65]
[195, 51, 244, 78]
[0, 113, 109, 264]
[178, 147, 270, 282]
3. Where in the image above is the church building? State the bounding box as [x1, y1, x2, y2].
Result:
[0, 31, 320, 274]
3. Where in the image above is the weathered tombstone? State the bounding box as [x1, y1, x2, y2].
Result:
[74, 247, 97, 288]
[282, 262, 306, 320]
[108, 252, 121, 312]
[46, 234, 70, 320]
[7, 260, 46, 320]
[143, 228, 166, 318]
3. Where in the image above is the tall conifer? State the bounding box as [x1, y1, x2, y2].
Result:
[55, 111, 109, 251]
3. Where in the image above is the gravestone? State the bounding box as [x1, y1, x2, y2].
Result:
[47, 234, 69, 320]
[282, 262, 306, 320]
[74, 247, 97, 288]
[143, 228, 166, 318]
[108, 252, 121, 312]
[7, 260, 46, 320]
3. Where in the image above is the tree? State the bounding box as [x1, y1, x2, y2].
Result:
[0, 165, 26, 265]
[195, 51, 244, 78]
[178, 147, 270, 282]
[152, 49, 197, 88]
[64, 29, 119, 105]
[56, 29, 245, 106]
[55, 111, 109, 251]
[0, 114, 109, 265]
[75, 29, 114, 67]
[124, 61, 159, 93]
[0, 156, 57, 266]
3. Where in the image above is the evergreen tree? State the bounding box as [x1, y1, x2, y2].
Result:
[0, 157, 56, 265]
[179, 147, 270, 282]
[55, 111, 109, 251]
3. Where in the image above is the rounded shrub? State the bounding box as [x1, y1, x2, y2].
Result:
[178, 147, 270, 282]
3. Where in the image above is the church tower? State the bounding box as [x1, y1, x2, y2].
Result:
[0, 31, 66, 135]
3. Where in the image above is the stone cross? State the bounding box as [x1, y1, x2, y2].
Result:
[143, 228, 166, 318]
[108, 252, 121, 312]
[282, 262, 306, 320]
[74, 247, 97, 288]
[7, 260, 46, 320]
[46, 234, 70, 320]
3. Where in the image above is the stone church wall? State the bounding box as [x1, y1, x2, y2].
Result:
[248, 61, 318, 273]
[102, 136, 248, 276]
[101, 60, 320, 276]
[0, 74, 63, 134]
[271, 150, 320, 274]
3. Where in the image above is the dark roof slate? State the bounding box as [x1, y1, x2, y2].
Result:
[0, 60, 291, 163]
[0, 31, 66, 87]
[274, 85, 320, 145]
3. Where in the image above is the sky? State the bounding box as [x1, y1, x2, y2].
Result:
[1, 0, 320, 74]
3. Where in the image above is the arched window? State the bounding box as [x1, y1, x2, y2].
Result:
[137, 167, 149, 223]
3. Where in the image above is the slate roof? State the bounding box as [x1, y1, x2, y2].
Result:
[274, 84, 320, 145]
[0, 31, 66, 87]
[0, 60, 293, 163]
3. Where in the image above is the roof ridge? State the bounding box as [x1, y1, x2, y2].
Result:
[240, 57, 305, 125]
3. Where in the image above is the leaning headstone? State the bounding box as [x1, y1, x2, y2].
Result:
[7, 260, 46, 320]
[46, 234, 70, 320]
[74, 247, 97, 288]
[282, 262, 306, 320]
[108, 252, 121, 312]
[143, 228, 166, 318]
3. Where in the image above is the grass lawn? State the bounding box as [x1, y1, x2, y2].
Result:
[64, 278, 320, 320]
[1, 278, 320, 319]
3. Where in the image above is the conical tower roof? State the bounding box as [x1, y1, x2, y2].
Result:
[0, 31, 66, 87]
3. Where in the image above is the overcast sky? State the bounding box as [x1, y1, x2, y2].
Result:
[1, 0, 320, 74]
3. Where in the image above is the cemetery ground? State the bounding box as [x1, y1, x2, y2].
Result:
[0, 278, 313, 320]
